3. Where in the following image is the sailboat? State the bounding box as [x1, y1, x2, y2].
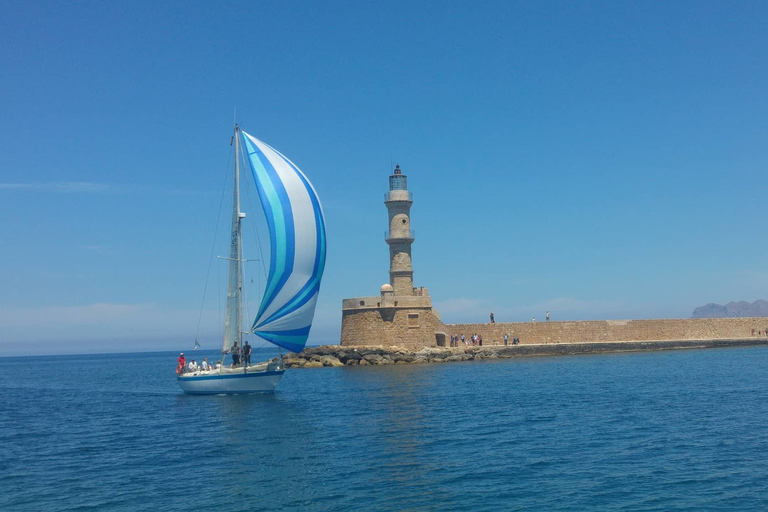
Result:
[177, 125, 327, 395]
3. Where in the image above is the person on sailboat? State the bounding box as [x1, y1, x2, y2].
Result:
[176, 353, 186, 375]
[201, 357, 209, 371]
[231, 342, 241, 366]
[243, 341, 252, 366]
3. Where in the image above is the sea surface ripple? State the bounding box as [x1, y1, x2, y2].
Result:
[2, 346, 768, 511]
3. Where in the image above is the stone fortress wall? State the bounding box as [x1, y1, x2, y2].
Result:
[341, 306, 446, 350]
[444, 317, 768, 346]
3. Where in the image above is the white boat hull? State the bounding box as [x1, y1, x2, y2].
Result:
[178, 368, 284, 395]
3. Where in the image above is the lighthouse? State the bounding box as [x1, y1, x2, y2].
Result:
[340, 164, 448, 349]
[385, 164, 415, 296]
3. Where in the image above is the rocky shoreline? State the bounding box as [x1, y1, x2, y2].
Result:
[284, 338, 768, 368]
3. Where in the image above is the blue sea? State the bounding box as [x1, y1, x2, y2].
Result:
[2, 345, 768, 511]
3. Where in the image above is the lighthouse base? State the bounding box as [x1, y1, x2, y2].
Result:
[341, 288, 448, 349]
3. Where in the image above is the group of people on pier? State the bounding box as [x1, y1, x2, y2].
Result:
[450, 334, 484, 347]
[448, 333, 521, 347]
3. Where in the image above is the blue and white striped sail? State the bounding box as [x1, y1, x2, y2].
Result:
[241, 131, 327, 353]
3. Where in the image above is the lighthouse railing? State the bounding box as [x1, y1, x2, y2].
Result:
[384, 191, 413, 202]
[385, 229, 415, 241]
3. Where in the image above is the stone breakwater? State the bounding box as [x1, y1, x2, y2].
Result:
[285, 338, 768, 368]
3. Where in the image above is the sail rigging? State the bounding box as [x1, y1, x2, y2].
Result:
[241, 131, 327, 353]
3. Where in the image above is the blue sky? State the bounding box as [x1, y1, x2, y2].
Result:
[1, 1, 767, 356]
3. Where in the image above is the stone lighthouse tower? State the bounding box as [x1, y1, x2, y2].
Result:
[386, 164, 415, 296]
[340, 164, 447, 349]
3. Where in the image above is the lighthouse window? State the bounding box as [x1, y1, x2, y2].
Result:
[389, 175, 407, 190]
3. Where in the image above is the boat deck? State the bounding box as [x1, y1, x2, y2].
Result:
[179, 361, 275, 378]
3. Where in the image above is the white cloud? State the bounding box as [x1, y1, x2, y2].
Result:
[0, 302, 220, 347]
[0, 182, 203, 195]
[0, 181, 114, 193]
[0, 301, 343, 355]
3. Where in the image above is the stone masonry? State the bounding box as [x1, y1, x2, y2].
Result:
[341, 291, 446, 350]
[445, 317, 768, 346]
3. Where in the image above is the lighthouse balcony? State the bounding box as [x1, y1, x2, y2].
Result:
[385, 229, 415, 242]
[384, 191, 413, 203]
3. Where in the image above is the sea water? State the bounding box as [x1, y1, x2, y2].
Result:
[2, 346, 768, 511]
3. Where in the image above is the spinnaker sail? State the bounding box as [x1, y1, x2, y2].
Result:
[241, 131, 327, 353]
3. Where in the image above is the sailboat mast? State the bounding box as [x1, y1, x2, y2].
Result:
[235, 126, 244, 352]
[222, 125, 244, 355]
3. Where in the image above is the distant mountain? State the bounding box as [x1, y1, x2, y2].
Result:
[692, 299, 768, 318]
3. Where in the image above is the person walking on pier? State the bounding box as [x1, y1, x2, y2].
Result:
[546, 311, 550, 321]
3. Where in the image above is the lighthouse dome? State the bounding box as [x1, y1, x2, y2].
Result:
[380, 284, 394, 293]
